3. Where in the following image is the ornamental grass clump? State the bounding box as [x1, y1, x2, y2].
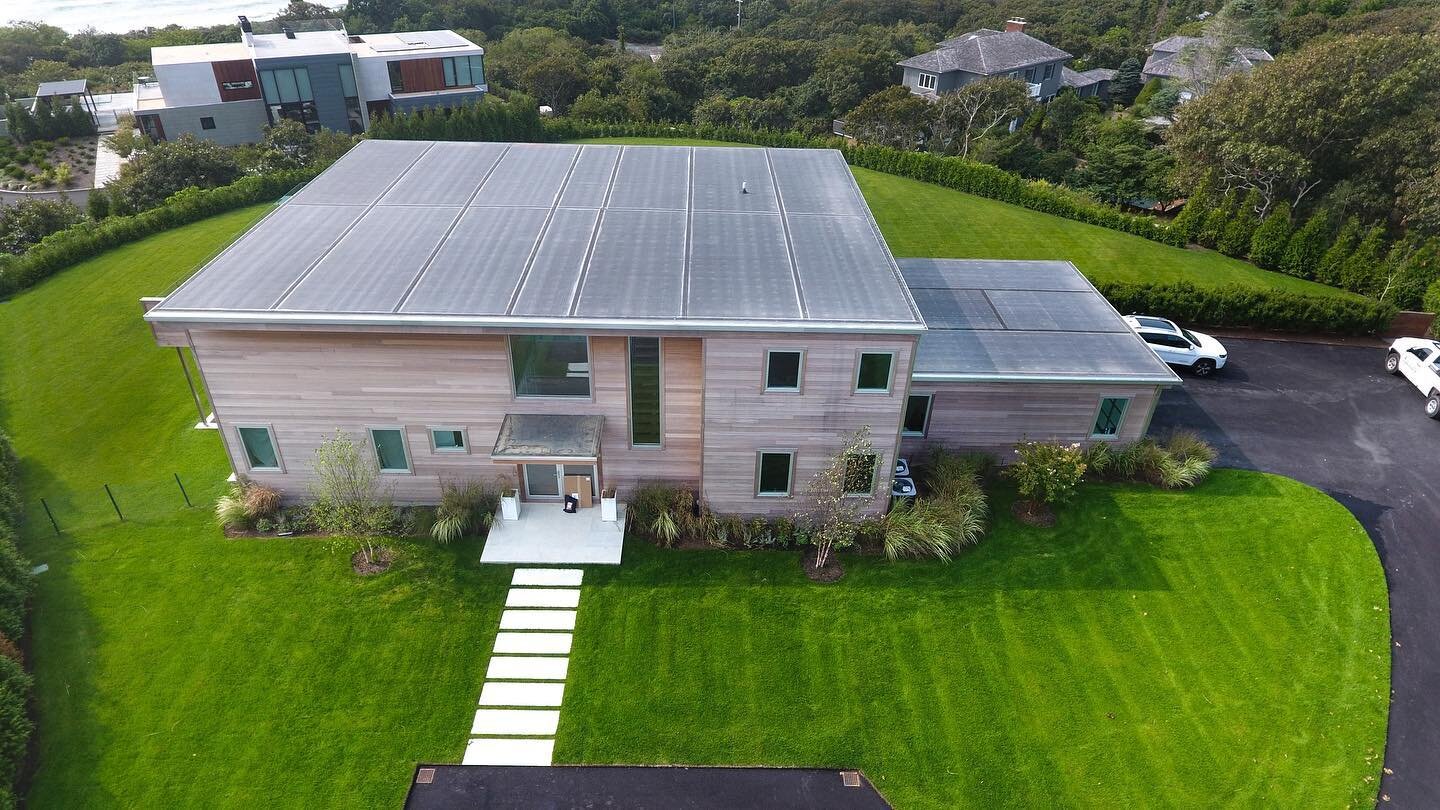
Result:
[883, 447, 991, 561]
[1096, 433, 1216, 489]
[214, 479, 282, 531]
[431, 480, 500, 544]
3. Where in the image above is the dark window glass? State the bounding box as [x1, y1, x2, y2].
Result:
[238, 427, 279, 470]
[903, 394, 931, 435]
[200, 117, 216, 130]
[766, 350, 802, 391]
[757, 452, 793, 496]
[388, 61, 405, 93]
[856, 352, 893, 392]
[843, 453, 877, 495]
[511, 336, 590, 397]
[371, 428, 410, 471]
[1092, 398, 1129, 437]
[629, 338, 661, 446]
[432, 429, 465, 451]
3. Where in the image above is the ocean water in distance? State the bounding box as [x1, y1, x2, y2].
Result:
[4, 0, 346, 35]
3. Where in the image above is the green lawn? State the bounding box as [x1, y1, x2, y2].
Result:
[573, 137, 1356, 300]
[0, 185, 1389, 807]
[561, 476, 1389, 807]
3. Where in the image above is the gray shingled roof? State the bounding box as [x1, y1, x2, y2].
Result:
[1061, 66, 1117, 88]
[900, 259, 1179, 383]
[898, 29, 1071, 76]
[149, 140, 924, 333]
[1144, 37, 1273, 80]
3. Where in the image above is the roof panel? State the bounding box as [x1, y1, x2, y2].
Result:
[557, 145, 621, 208]
[788, 215, 915, 322]
[574, 209, 687, 319]
[906, 287, 1003, 329]
[988, 289, 1128, 332]
[279, 206, 459, 313]
[915, 330, 1173, 380]
[287, 140, 431, 206]
[607, 146, 689, 210]
[471, 143, 578, 208]
[898, 258, 1092, 291]
[400, 207, 551, 315]
[691, 148, 778, 213]
[688, 212, 800, 320]
[769, 149, 867, 216]
[380, 142, 508, 206]
[163, 206, 367, 311]
[510, 207, 599, 317]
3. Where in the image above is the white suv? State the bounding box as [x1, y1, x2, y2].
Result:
[1124, 315, 1229, 377]
[1385, 337, 1440, 419]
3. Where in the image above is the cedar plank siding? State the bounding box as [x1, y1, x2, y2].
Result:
[900, 381, 1161, 460]
[397, 59, 446, 93]
[212, 60, 262, 102]
[701, 333, 915, 516]
[190, 330, 702, 502]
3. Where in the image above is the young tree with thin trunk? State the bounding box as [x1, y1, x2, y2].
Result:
[799, 426, 875, 572]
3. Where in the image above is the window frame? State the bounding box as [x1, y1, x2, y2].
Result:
[235, 423, 284, 473]
[763, 349, 805, 393]
[507, 335, 594, 400]
[387, 61, 405, 93]
[755, 450, 797, 498]
[1089, 396, 1132, 440]
[1024, 67, 1037, 82]
[853, 350, 896, 394]
[427, 426, 469, 454]
[368, 426, 413, 473]
[199, 116, 216, 130]
[901, 393, 933, 437]
[628, 336, 663, 448]
[917, 71, 937, 90]
[842, 452, 879, 498]
[1043, 63, 1055, 80]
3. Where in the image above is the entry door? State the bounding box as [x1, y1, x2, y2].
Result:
[522, 464, 598, 499]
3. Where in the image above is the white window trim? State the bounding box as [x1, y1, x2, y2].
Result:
[854, 350, 896, 394]
[763, 348, 806, 393]
[507, 335, 595, 401]
[235, 423, 284, 473]
[842, 452, 880, 499]
[1088, 396, 1132, 441]
[368, 426, 413, 474]
[918, 72, 937, 90]
[755, 449, 797, 498]
[427, 426, 470, 454]
[901, 393, 933, 437]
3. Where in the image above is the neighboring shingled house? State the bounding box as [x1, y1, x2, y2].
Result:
[897, 19, 1071, 102]
[1061, 66, 1116, 101]
[1141, 36, 1273, 91]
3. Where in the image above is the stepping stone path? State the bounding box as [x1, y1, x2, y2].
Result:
[462, 568, 584, 766]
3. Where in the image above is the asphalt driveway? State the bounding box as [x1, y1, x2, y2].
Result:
[1150, 338, 1440, 807]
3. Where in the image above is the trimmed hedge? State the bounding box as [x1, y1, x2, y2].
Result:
[0, 432, 32, 808]
[1098, 280, 1397, 336]
[0, 168, 317, 298]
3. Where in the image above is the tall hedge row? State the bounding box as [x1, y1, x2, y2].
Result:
[0, 432, 34, 808]
[1098, 281, 1397, 335]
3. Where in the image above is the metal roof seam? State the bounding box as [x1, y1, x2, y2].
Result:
[1064, 259, 1181, 381]
[503, 144, 587, 316]
[763, 148, 808, 319]
[392, 142, 513, 313]
[565, 145, 626, 317]
[841, 151, 926, 326]
[157, 197, 293, 304]
[680, 146, 695, 318]
[979, 289, 1009, 328]
[271, 141, 436, 311]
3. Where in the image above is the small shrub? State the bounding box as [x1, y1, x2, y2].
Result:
[432, 480, 497, 544]
[214, 489, 249, 530]
[1006, 441, 1087, 508]
[1165, 431, 1217, 464]
[242, 482, 281, 521]
[254, 517, 275, 534]
[649, 510, 679, 548]
[1082, 442, 1114, 477]
[1095, 434, 1215, 489]
[0, 632, 20, 665]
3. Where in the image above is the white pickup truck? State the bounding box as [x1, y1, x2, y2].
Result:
[1385, 337, 1440, 419]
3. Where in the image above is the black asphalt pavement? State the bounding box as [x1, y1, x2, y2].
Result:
[1151, 338, 1440, 807]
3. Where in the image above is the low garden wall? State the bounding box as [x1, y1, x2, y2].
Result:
[0, 187, 90, 209]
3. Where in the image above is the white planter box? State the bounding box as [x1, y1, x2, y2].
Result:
[600, 494, 618, 522]
[500, 492, 520, 521]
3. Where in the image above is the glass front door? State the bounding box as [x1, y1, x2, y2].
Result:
[523, 464, 597, 499]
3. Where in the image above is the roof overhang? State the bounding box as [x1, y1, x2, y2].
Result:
[912, 371, 1181, 386]
[491, 414, 604, 464]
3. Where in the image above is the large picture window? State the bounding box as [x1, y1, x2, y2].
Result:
[511, 336, 591, 398]
[629, 337, 661, 447]
[1091, 397, 1130, 438]
[237, 425, 281, 471]
[442, 55, 484, 88]
[756, 451, 795, 497]
[259, 67, 318, 131]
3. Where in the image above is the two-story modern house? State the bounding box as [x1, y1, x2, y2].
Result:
[897, 20, 1072, 103]
[133, 17, 485, 146]
[141, 141, 1177, 527]
[1141, 35, 1273, 93]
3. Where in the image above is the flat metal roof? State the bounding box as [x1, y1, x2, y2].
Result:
[150, 141, 923, 334]
[491, 414, 604, 462]
[901, 259, 1181, 384]
[35, 79, 87, 97]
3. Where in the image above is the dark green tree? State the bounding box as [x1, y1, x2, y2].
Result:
[1171, 173, 1215, 244]
[1197, 189, 1239, 248]
[1109, 57, 1144, 106]
[1248, 201, 1292, 269]
[1314, 218, 1361, 286]
[1218, 188, 1262, 256]
[1339, 224, 1387, 296]
[1279, 213, 1332, 278]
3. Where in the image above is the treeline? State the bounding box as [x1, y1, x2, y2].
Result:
[0, 432, 35, 808]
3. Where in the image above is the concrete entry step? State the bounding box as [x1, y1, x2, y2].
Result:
[512, 568, 584, 587]
[479, 681, 565, 707]
[493, 632, 572, 655]
[472, 708, 561, 736]
[462, 737, 554, 766]
[487, 656, 569, 681]
[500, 609, 576, 631]
[506, 588, 581, 608]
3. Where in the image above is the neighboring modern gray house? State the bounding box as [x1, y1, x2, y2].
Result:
[897, 20, 1071, 102]
[1141, 36, 1273, 91]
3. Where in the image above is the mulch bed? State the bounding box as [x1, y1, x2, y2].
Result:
[351, 548, 394, 575]
[1010, 499, 1056, 527]
[801, 548, 845, 583]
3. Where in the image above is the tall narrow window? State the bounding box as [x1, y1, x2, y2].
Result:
[629, 337, 661, 447]
[843, 453, 878, 496]
[855, 352, 894, 393]
[237, 426, 281, 471]
[370, 428, 411, 472]
[756, 451, 795, 497]
[511, 336, 590, 398]
[765, 350, 803, 392]
[387, 61, 405, 93]
[902, 394, 932, 436]
[1091, 397, 1130, 438]
[338, 62, 364, 134]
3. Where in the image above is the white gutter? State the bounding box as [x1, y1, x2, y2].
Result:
[912, 372, 1182, 385]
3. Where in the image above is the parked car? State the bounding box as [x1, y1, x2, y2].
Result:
[1385, 337, 1440, 419]
[1124, 315, 1229, 376]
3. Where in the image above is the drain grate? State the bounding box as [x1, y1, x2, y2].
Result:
[840, 770, 861, 788]
[416, 767, 436, 784]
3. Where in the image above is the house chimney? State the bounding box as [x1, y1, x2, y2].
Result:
[1004, 18, 1028, 32]
[238, 15, 253, 46]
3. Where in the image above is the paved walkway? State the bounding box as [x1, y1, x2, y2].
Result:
[462, 567, 584, 765]
[93, 139, 125, 188]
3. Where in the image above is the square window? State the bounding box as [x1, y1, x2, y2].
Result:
[430, 427, 467, 453]
[370, 428, 411, 472]
[511, 335, 590, 398]
[902, 394, 932, 436]
[200, 117, 216, 130]
[765, 350, 803, 391]
[237, 426, 280, 471]
[843, 453, 878, 496]
[756, 451, 794, 497]
[1091, 397, 1130, 438]
[855, 352, 894, 393]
